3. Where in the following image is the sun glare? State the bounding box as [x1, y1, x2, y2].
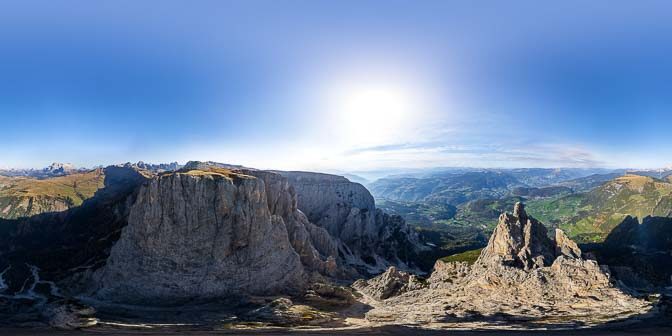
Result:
[326, 81, 419, 146]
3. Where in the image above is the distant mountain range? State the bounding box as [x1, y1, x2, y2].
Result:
[368, 168, 621, 205]
[0, 162, 84, 179]
[375, 169, 672, 257]
[0, 162, 184, 219]
[0, 161, 184, 179]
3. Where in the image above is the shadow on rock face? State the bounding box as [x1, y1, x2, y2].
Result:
[0, 166, 147, 328]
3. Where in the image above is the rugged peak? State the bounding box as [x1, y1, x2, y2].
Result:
[479, 203, 561, 270]
[46, 162, 75, 172]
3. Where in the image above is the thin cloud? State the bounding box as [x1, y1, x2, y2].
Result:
[343, 142, 606, 168]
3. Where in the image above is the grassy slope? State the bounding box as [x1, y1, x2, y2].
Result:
[527, 174, 672, 243]
[0, 170, 105, 219]
[440, 248, 483, 264]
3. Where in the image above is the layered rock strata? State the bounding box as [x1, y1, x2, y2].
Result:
[89, 164, 422, 302]
[89, 168, 307, 302]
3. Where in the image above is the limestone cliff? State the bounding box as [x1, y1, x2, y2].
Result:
[90, 168, 307, 302]
[280, 171, 424, 275]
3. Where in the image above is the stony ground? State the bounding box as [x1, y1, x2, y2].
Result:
[1, 322, 672, 336]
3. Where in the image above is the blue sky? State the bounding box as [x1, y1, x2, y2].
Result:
[1, 1, 672, 170]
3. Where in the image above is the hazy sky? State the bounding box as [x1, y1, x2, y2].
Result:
[2, 1, 672, 170]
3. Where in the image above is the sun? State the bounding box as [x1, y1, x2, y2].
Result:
[326, 81, 418, 146]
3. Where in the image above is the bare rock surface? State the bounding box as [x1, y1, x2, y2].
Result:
[237, 169, 339, 277]
[280, 171, 425, 276]
[89, 167, 307, 302]
[479, 202, 556, 270]
[352, 267, 426, 300]
[354, 203, 655, 328]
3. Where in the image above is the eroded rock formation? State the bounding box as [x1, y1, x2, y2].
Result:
[355, 202, 653, 328]
[281, 171, 425, 275]
[89, 168, 307, 302]
[86, 163, 422, 302]
[352, 266, 425, 300]
[479, 202, 556, 270]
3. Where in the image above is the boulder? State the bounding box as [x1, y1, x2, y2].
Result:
[353, 266, 426, 300]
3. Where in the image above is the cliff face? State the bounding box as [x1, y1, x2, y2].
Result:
[1, 162, 427, 319]
[90, 168, 307, 302]
[281, 171, 424, 274]
[236, 169, 339, 276]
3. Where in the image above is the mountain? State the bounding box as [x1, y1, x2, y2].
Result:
[131, 161, 182, 172]
[369, 171, 524, 205]
[0, 163, 666, 330]
[0, 162, 85, 179]
[280, 171, 425, 274]
[505, 168, 617, 187]
[0, 170, 105, 219]
[0, 161, 425, 326]
[88, 166, 310, 303]
[510, 185, 573, 198]
[369, 168, 617, 206]
[627, 168, 672, 179]
[528, 174, 672, 242]
[556, 172, 625, 192]
[353, 203, 652, 328]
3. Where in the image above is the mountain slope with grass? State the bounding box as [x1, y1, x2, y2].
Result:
[527, 174, 672, 242]
[0, 170, 105, 219]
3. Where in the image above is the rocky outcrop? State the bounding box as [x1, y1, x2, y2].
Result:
[479, 202, 556, 270]
[89, 168, 307, 302]
[355, 203, 653, 328]
[352, 267, 425, 300]
[554, 228, 582, 258]
[280, 171, 424, 275]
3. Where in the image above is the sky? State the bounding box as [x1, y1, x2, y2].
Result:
[1, 1, 672, 171]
